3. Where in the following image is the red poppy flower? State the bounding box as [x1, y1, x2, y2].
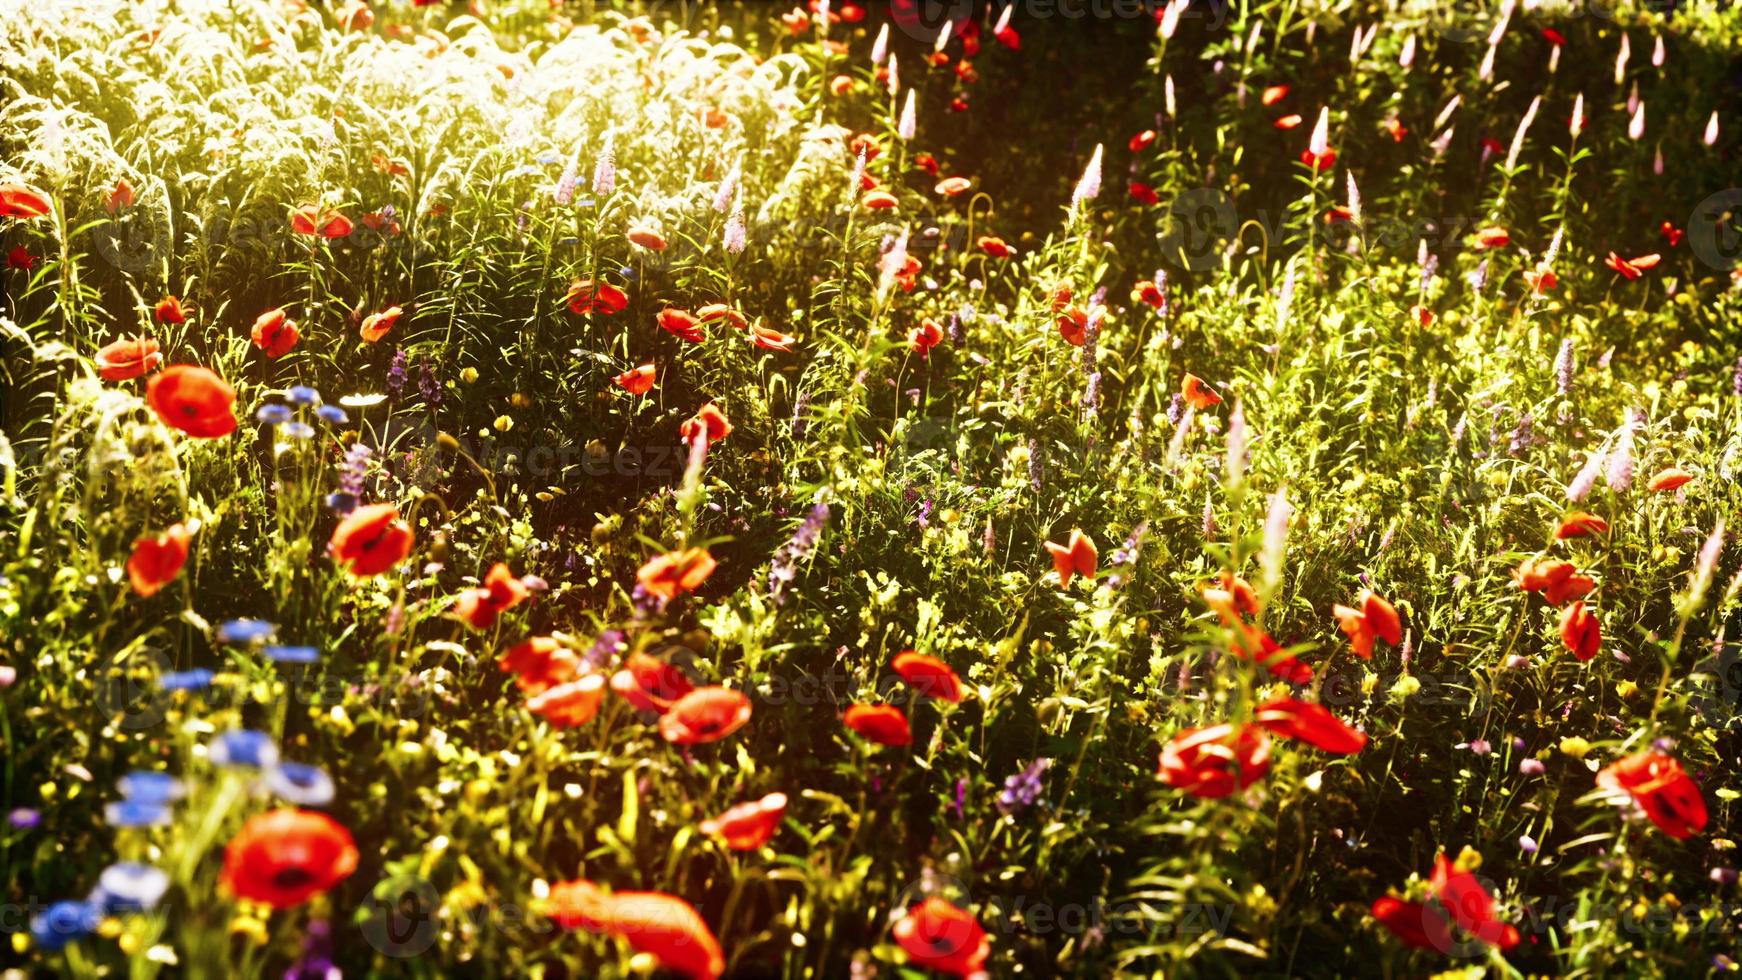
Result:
[546, 881, 725, 980]
[545, 879, 611, 930]
[696, 304, 747, 329]
[1513, 557, 1576, 593]
[658, 307, 706, 343]
[127, 524, 191, 597]
[220, 809, 358, 909]
[1480, 135, 1506, 157]
[909, 318, 944, 355]
[1544, 573, 1595, 606]
[371, 152, 410, 176]
[1559, 600, 1601, 661]
[360, 209, 400, 235]
[1362, 590, 1403, 645]
[1371, 896, 1450, 950]
[849, 132, 881, 162]
[1473, 226, 1511, 250]
[452, 562, 530, 629]
[328, 502, 415, 576]
[1046, 284, 1073, 311]
[1129, 181, 1160, 205]
[1556, 511, 1611, 539]
[892, 651, 963, 703]
[700, 792, 787, 850]
[1274, 114, 1303, 130]
[1181, 373, 1221, 410]
[6, 246, 32, 269]
[1045, 530, 1097, 589]
[1331, 590, 1401, 657]
[0, 183, 53, 219]
[638, 547, 717, 601]
[1333, 603, 1377, 658]
[1429, 855, 1520, 950]
[1541, 27, 1566, 46]
[1133, 279, 1165, 308]
[1303, 114, 1337, 170]
[1410, 304, 1434, 326]
[1261, 85, 1289, 106]
[565, 279, 629, 315]
[994, 22, 1020, 49]
[360, 306, 401, 343]
[1524, 268, 1558, 293]
[935, 176, 972, 197]
[893, 898, 990, 978]
[337, 0, 373, 30]
[251, 307, 299, 358]
[1254, 697, 1367, 755]
[154, 296, 186, 324]
[1382, 116, 1408, 142]
[976, 235, 1014, 258]
[615, 364, 657, 394]
[1128, 129, 1157, 153]
[1647, 466, 1693, 492]
[1604, 251, 1660, 279]
[913, 153, 940, 176]
[1226, 622, 1314, 684]
[1323, 205, 1354, 224]
[146, 365, 236, 437]
[1206, 571, 1259, 617]
[844, 703, 912, 746]
[627, 227, 669, 251]
[106, 179, 136, 214]
[1661, 221, 1685, 247]
[499, 636, 583, 695]
[828, 74, 855, 96]
[526, 673, 607, 728]
[862, 189, 899, 210]
[749, 323, 797, 352]
[290, 204, 351, 238]
[679, 403, 731, 446]
[659, 687, 753, 744]
[1158, 723, 1271, 798]
[892, 255, 922, 293]
[611, 652, 696, 714]
[1597, 751, 1707, 839]
[1056, 306, 1089, 346]
[97, 337, 163, 381]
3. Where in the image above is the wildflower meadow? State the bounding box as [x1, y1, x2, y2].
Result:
[3, 0, 1741, 976]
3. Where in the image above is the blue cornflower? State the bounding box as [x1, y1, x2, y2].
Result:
[31, 900, 100, 952]
[265, 762, 335, 806]
[281, 421, 316, 440]
[256, 404, 293, 425]
[264, 645, 320, 664]
[216, 619, 277, 644]
[323, 492, 358, 514]
[91, 862, 170, 913]
[208, 729, 279, 769]
[286, 385, 322, 406]
[160, 668, 215, 691]
[117, 771, 185, 806]
[315, 405, 348, 425]
[104, 800, 170, 827]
